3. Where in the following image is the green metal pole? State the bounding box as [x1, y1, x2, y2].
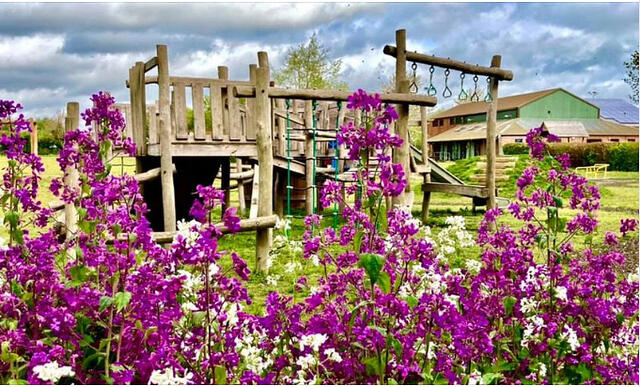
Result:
[285, 99, 292, 238]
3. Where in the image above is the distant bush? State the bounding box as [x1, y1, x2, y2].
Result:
[503, 142, 529, 155]
[547, 142, 639, 171]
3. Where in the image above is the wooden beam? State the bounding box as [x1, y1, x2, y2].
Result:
[236, 159, 246, 214]
[392, 29, 411, 208]
[144, 56, 158, 72]
[249, 165, 259, 219]
[151, 214, 279, 243]
[383, 45, 514, 81]
[157, 44, 177, 232]
[274, 108, 305, 126]
[233, 86, 437, 107]
[146, 142, 258, 157]
[422, 182, 489, 198]
[134, 164, 176, 183]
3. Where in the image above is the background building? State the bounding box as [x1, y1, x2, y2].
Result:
[427, 88, 639, 160]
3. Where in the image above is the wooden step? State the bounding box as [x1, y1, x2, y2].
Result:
[471, 174, 510, 183]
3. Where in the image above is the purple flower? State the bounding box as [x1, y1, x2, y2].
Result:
[223, 207, 241, 233]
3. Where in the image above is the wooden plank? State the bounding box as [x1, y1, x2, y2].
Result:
[192, 83, 206, 140]
[245, 64, 257, 140]
[274, 107, 305, 126]
[134, 75, 253, 87]
[147, 103, 159, 145]
[218, 66, 230, 138]
[228, 90, 242, 140]
[144, 56, 158, 72]
[383, 45, 514, 81]
[173, 82, 188, 140]
[129, 62, 146, 155]
[233, 86, 437, 107]
[249, 164, 259, 219]
[392, 29, 411, 208]
[422, 182, 492, 198]
[236, 159, 246, 214]
[157, 44, 177, 232]
[210, 83, 224, 140]
[134, 164, 176, 182]
[64, 102, 80, 240]
[146, 142, 258, 157]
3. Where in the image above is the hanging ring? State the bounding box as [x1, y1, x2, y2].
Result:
[470, 75, 480, 102]
[409, 62, 419, 93]
[442, 68, 452, 98]
[484, 76, 493, 102]
[425, 65, 437, 96]
[458, 73, 468, 101]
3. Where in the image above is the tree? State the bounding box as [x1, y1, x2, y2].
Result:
[274, 34, 348, 90]
[623, 50, 638, 104]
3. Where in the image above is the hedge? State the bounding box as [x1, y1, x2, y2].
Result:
[503, 143, 529, 155]
[546, 142, 638, 171]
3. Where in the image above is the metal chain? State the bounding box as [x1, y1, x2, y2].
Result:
[426, 65, 437, 96]
[471, 75, 480, 102]
[409, 62, 418, 93]
[442, 68, 452, 98]
[458, 73, 468, 101]
[333, 101, 342, 228]
[484, 77, 493, 102]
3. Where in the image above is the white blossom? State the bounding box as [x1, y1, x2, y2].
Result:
[32, 361, 75, 383]
[323, 348, 343, 362]
[468, 370, 482, 385]
[555, 286, 568, 302]
[266, 274, 280, 287]
[148, 367, 193, 385]
[299, 333, 328, 352]
[561, 326, 580, 352]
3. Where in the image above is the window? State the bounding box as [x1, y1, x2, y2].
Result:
[587, 139, 602, 143]
[515, 138, 523, 143]
[610, 138, 619, 143]
[432, 120, 439, 127]
[450, 118, 455, 125]
[628, 138, 636, 142]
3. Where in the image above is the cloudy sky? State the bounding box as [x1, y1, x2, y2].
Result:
[1, 2, 638, 118]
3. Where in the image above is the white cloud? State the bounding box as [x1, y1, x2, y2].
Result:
[0, 34, 64, 69]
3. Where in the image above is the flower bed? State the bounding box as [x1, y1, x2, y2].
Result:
[0, 92, 638, 384]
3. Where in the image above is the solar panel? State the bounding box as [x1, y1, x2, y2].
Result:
[586, 99, 639, 124]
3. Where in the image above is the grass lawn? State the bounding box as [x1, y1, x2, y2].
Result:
[1, 154, 638, 310]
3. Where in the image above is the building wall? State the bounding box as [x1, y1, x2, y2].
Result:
[585, 135, 638, 143]
[520, 90, 599, 119]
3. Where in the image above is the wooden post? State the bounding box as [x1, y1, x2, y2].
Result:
[157, 44, 177, 232]
[236, 158, 246, 214]
[246, 64, 257, 140]
[218, 66, 230, 138]
[255, 51, 273, 272]
[64, 102, 80, 239]
[392, 29, 411, 209]
[304, 100, 314, 215]
[222, 159, 230, 213]
[275, 98, 286, 156]
[129, 61, 147, 157]
[486, 55, 501, 211]
[420, 106, 432, 223]
[29, 119, 38, 156]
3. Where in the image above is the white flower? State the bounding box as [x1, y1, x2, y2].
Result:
[519, 297, 538, 314]
[266, 274, 280, 287]
[555, 286, 568, 302]
[468, 369, 482, 385]
[148, 367, 193, 385]
[32, 361, 75, 383]
[627, 272, 639, 284]
[296, 354, 316, 370]
[445, 294, 459, 306]
[285, 261, 302, 274]
[275, 217, 291, 231]
[538, 363, 547, 378]
[225, 303, 241, 326]
[465, 259, 482, 274]
[324, 348, 343, 362]
[561, 326, 580, 352]
[310, 254, 320, 267]
[299, 333, 328, 352]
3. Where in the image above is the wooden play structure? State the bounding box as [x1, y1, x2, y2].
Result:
[55, 28, 515, 270]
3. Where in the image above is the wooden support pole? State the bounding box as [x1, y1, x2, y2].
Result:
[157, 44, 177, 232]
[275, 98, 286, 156]
[134, 164, 177, 183]
[236, 159, 246, 214]
[218, 66, 230, 138]
[255, 51, 273, 272]
[222, 158, 231, 213]
[304, 100, 314, 215]
[246, 64, 257, 140]
[383, 45, 514, 81]
[486, 55, 501, 211]
[64, 102, 80, 239]
[29, 119, 38, 156]
[420, 105, 432, 223]
[392, 29, 411, 209]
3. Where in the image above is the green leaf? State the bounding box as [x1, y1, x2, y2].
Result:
[214, 365, 227, 384]
[348, 301, 371, 335]
[376, 272, 391, 294]
[576, 363, 592, 382]
[553, 196, 563, 208]
[358, 253, 385, 286]
[4, 211, 19, 228]
[387, 378, 398, 385]
[353, 230, 364, 253]
[482, 372, 503, 385]
[69, 265, 89, 287]
[406, 295, 418, 308]
[6, 380, 28, 385]
[99, 296, 113, 312]
[113, 291, 132, 312]
[363, 357, 381, 376]
[616, 313, 624, 324]
[503, 296, 517, 316]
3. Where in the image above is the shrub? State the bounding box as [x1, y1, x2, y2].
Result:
[547, 142, 639, 171]
[503, 142, 529, 155]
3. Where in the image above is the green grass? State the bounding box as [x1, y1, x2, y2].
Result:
[1, 154, 638, 309]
